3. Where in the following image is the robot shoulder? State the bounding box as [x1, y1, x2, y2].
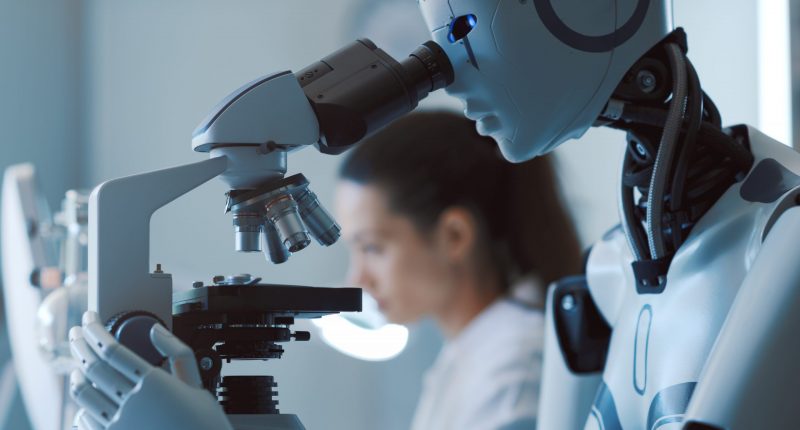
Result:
[736, 125, 800, 241]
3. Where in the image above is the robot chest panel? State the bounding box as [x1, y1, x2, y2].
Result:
[585, 128, 800, 429]
[589, 189, 775, 429]
[598, 265, 744, 428]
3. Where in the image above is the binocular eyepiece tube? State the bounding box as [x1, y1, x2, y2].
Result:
[296, 38, 454, 155]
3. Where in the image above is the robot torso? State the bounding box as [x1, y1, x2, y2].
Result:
[583, 125, 800, 429]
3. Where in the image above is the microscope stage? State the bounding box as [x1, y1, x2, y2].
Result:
[173, 284, 362, 318]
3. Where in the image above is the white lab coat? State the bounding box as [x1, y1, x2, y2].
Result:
[410, 298, 544, 430]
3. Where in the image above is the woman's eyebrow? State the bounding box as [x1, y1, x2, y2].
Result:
[353, 228, 387, 242]
[353, 231, 376, 242]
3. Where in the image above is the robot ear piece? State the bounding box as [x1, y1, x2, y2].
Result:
[447, 14, 478, 43]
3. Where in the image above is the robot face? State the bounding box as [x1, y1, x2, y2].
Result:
[419, 0, 671, 162]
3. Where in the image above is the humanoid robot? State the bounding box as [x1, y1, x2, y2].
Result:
[417, 1, 798, 429]
[69, 0, 799, 429]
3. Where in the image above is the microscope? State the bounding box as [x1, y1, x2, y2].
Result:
[86, 39, 453, 429]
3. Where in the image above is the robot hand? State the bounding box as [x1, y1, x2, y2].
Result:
[69, 311, 232, 430]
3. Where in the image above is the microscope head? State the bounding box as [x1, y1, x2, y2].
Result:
[418, 0, 674, 162]
[190, 69, 334, 262]
[191, 39, 453, 263]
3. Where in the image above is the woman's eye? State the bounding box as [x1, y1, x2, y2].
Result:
[361, 243, 383, 254]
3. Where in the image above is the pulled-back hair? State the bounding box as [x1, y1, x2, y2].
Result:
[339, 111, 581, 297]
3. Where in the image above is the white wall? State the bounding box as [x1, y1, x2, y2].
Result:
[0, 0, 82, 223]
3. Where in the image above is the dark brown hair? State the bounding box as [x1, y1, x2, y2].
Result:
[339, 111, 582, 296]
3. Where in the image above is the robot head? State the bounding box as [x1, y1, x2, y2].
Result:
[419, 0, 674, 161]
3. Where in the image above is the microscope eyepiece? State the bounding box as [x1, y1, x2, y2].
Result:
[296, 39, 454, 155]
[402, 40, 455, 100]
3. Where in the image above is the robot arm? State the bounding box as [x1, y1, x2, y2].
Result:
[683, 205, 800, 429]
[538, 276, 611, 430]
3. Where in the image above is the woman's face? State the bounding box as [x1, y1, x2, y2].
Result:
[335, 181, 457, 324]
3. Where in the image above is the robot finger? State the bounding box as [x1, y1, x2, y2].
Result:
[150, 323, 202, 388]
[70, 327, 134, 401]
[70, 370, 116, 427]
[69, 326, 102, 371]
[81, 313, 151, 382]
[81, 310, 102, 326]
[73, 409, 104, 430]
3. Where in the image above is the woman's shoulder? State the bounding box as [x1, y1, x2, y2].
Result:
[463, 299, 545, 369]
[490, 299, 546, 336]
[451, 301, 544, 425]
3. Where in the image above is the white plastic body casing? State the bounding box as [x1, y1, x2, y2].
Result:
[538, 127, 800, 429]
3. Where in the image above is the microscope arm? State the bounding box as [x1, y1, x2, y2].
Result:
[89, 156, 228, 327]
[683, 205, 800, 429]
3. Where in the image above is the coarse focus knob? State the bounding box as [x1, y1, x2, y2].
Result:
[105, 311, 166, 366]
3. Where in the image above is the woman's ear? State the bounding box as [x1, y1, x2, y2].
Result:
[434, 207, 478, 265]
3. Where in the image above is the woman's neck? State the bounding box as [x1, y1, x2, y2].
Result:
[435, 271, 503, 339]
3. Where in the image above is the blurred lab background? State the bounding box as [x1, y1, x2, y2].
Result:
[0, 0, 793, 429]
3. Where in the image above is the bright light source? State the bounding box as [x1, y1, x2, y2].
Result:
[758, 0, 792, 145]
[311, 292, 409, 361]
[312, 315, 409, 361]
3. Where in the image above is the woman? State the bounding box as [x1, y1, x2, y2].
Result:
[335, 111, 582, 429]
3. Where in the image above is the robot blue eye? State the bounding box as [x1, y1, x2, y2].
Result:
[447, 14, 478, 43]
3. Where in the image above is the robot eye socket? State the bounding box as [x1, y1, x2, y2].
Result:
[447, 14, 477, 43]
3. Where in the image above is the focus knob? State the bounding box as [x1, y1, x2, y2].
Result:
[105, 311, 166, 366]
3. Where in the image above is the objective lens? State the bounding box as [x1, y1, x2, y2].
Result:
[262, 220, 290, 264]
[233, 214, 263, 252]
[296, 189, 340, 246]
[265, 194, 311, 253]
